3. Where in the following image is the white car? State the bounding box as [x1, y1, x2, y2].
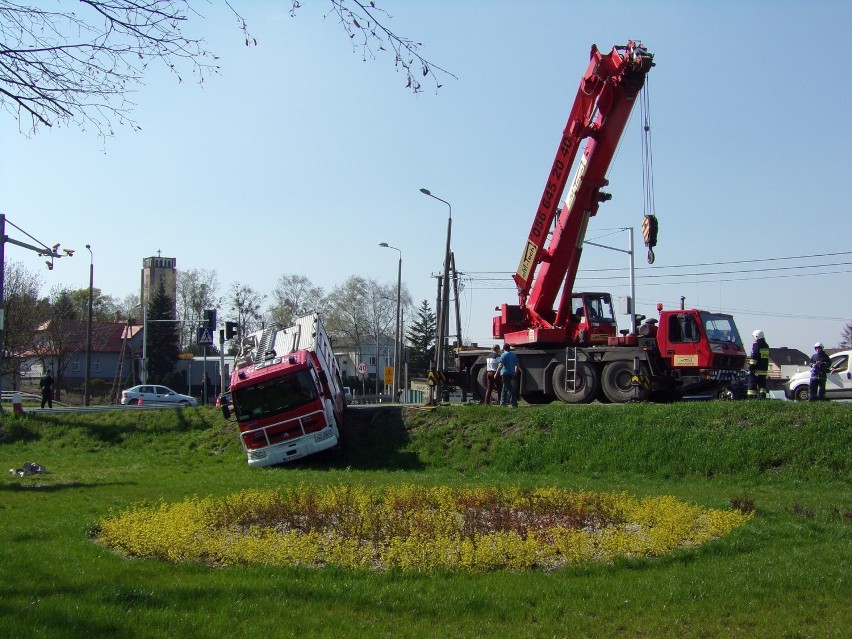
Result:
[785, 350, 852, 401]
[120, 385, 198, 407]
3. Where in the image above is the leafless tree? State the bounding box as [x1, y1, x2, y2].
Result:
[297, 0, 454, 93]
[364, 276, 395, 361]
[227, 282, 266, 340]
[269, 273, 327, 327]
[325, 275, 369, 353]
[1, 260, 42, 387]
[1, 1, 452, 137]
[176, 267, 221, 350]
[117, 293, 141, 322]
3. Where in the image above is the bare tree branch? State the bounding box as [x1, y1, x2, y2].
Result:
[0, 1, 452, 138]
[292, 0, 455, 93]
[0, 0, 247, 137]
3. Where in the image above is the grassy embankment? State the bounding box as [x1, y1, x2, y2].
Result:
[0, 401, 850, 638]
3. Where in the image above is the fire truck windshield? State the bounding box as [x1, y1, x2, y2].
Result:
[233, 370, 318, 421]
[701, 313, 743, 347]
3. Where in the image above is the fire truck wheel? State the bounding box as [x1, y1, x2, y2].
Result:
[601, 361, 648, 403]
[552, 362, 598, 404]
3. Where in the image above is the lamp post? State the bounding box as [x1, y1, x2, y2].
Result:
[379, 242, 402, 402]
[84, 244, 93, 406]
[419, 188, 452, 403]
[583, 227, 637, 333]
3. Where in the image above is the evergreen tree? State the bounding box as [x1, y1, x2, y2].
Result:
[405, 300, 436, 377]
[146, 280, 179, 384]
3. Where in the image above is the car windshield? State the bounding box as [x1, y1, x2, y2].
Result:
[701, 313, 743, 347]
[232, 369, 318, 421]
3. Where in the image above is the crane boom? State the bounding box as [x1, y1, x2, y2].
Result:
[498, 41, 653, 346]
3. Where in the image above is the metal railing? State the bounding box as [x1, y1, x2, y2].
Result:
[239, 408, 327, 450]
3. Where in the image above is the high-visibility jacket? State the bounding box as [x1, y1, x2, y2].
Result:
[747, 338, 770, 376]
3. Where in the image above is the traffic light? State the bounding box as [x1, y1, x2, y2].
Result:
[204, 309, 217, 329]
[225, 321, 238, 340]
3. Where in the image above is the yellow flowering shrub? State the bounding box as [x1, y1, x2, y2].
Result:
[97, 484, 751, 572]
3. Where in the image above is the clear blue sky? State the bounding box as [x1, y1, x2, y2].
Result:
[2, 0, 850, 356]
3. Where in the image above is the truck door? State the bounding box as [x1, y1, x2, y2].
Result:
[826, 353, 852, 399]
[658, 311, 707, 369]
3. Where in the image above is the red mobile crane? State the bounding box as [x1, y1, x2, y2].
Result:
[457, 42, 746, 403]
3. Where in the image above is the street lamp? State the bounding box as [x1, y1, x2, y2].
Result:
[379, 242, 402, 402]
[419, 188, 452, 403]
[84, 244, 93, 406]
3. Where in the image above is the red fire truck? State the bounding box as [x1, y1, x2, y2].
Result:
[457, 42, 746, 403]
[224, 313, 346, 466]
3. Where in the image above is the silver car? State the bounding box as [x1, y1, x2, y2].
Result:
[120, 385, 198, 407]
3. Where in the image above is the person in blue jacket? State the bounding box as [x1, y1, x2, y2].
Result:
[496, 344, 520, 408]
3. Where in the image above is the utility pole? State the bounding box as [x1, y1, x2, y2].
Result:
[0, 214, 70, 409]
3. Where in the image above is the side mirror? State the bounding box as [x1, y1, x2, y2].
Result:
[221, 405, 231, 419]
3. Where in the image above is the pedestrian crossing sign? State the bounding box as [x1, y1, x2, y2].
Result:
[197, 326, 214, 346]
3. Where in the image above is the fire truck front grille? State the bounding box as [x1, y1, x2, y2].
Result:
[241, 409, 328, 450]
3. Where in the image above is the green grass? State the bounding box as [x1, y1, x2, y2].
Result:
[1, 402, 850, 638]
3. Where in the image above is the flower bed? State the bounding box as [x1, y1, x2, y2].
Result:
[97, 484, 751, 572]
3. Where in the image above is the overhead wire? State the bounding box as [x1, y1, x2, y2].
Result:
[460, 250, 852, 289]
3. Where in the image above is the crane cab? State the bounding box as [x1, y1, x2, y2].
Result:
[568, 292, 617, 345]
[655, 309, 746, 371]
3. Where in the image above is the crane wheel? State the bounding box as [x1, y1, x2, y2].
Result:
[474, 366, 489, 403]
[552, 362, 598, 404]
[601, 361, 649, 403]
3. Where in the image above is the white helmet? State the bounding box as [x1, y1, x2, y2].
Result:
[814, 342, 824, 349]
[752, 329, 764, 340]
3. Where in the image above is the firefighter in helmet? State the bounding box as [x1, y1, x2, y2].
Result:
[747, 329, 770, 399]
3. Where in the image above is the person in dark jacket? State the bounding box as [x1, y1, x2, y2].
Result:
[39, 369, 54, 408]
[496, 344, 520, 408]
[746, 329, 770, 399]
[808, 342, 832, 401]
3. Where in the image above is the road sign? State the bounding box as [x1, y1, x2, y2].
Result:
[357, 362, 368, 376]
[197, 326, 214, 346]
[384, 366, 394, 385]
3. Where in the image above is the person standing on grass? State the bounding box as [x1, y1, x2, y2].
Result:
[496, 343, 520, 408]
[483, 344, 502, 405]
[809, 342, 831, 401]
[39, 369, 54, 409]
[747, 329, 770, 400]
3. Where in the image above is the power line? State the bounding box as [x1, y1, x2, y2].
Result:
[461, 267, 852, 290]
[462, 260, 852, 288]
[464, 250, 852, 277]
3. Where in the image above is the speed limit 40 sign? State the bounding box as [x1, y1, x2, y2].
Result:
[357, 362, 368, 376]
